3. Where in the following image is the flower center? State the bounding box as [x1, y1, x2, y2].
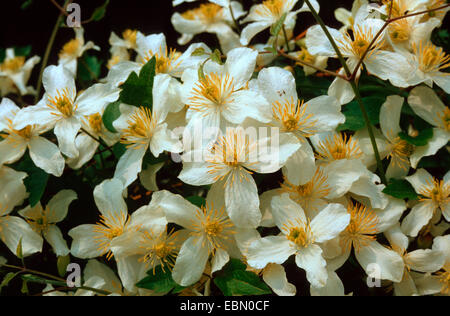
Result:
[122, 29, 137, 48]
[143, 47, 181, 75]
[93, 213, 129, 260]
[389, 20, 410, 43]
[59, 39, 81, 58]
[338, 26, 384, 59]
[382, 0, 409, 18]
[191, 205, 235, 255]
[316, 133, 362, 162]
[88, 113, 103, 135]
[284, 219, 315, 248]
[418, 178, 450, 208]
[438, 107, 450, 132]
[413, 41, 450, 74]
[340, 203, 379, 252]
[4, 117, 34, 142]
[0, 56, 25, 73]
[296, 48, 316, 65]
[120, 106, 156, 150]
[47, 88, 77, 118]
[139, 228, 179, 273]
[257, 0, 294, 18]
[272, 99, 317, 136]
[389, 136, 415, 168]
[423, 0, 447, 21]
[182, 3, 223, 24]
[438, 265, 450, 295]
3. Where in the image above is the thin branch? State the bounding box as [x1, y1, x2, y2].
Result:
[278, 50, 348, 79]
[49, 0, 69, 16]
[282, 25, 292, 52]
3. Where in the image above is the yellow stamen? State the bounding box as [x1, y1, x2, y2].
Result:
[47, 88, 77, 118]
[438, 107, 450, 132]
[316, 133, 362, 162]
[272, 98, 317, 137]
[418, 178, 450, 210]
[120, 106, 156, 150]
[59, 39, 80, 58]
[421, 0, 447, 21]
[143, 47, 182, 75]
[296, 47, 316, 65]
[88, 113, 103, 135]
[388, 134, 414, 169]
[256, 0, 294, 19]
[0, 56, 25, 73]
[338, 26, 384, 59]
[93, 213, 130, 260]
[190, 204, 236, 255]
[122, 29, 138, 47]
[283, 218, 315, 248]
[413, 41, 450, 74]
[389, 19, 410, 44]
[438, 264, 450, 295]
[182, 3, 223, 24]
[340, 203, 379, 252]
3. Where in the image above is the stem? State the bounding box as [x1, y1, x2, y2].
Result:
[278, 50, 348, 80]
[228, 4, 241, 34]
[3, 264, 66, 282]
[282, 26, 292, 52]
[80, 128, 115, 157]
[35, 0, 71, 103]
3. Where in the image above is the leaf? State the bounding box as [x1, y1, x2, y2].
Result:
[119, 57, 156, 109]
[398, 128, 434, 147]
[337, 97, 385, 131]
[270, 13, 287, 37]
[14, 153, 49, 207]
[213, 259, 271, 296]
[21, 0, 33, 10]
[78, 54, 103, 82]
[0, 272, 20, 293]
[211, 49, 223, 65]
[57, 255, 71, 278]
[102, 101, 121, 133]
[191, 47, 207, 57]
[136, 266, 185, 294]
[294, 67, 331, 100]
[186, 196, 206, 208]
[89, 0, 110, 22]
[14, 46, 32, 57]
[16, 238, 24, 259]
[382, 179, 418, 200]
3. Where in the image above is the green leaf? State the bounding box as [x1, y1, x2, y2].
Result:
[15, 46, 32, 57]
[186, 196, 206, 208]
[16, 238, 24, 259]
[14, 154, 49, 207]
[294, 67, 331, 100]
[102, 101, 121, 133]
[213, 259, 271, 296]
[191, 47, 207, 57]
[270, 13, 287, 37]
[90, 0, 110, 22]
[211, 49, 223, 65]
[398, 128, 434, 147]
[57, 255, 71, 278]
[382, 179, 418, 200]
[119, 57, 156, 109]
[337, 97, 385, 131]
[0, 272, 20, 293]
[78, 54, 102, 82]
[136, 266, 185, 293]
[21, 0, 33, 9]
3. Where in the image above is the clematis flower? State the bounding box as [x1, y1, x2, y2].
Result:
[179, 126, 300, 228]
[155, 190, 253, 286]
[334, 0, 369, 32]
[13, 64, 120, 158]
[251, 67, 344, 185]
[181, 47, 271, 143]
[407, 86, 450, 168]
[0, 166, 43, 257]
[109, 29, 140, 51]
[113, 74, 183, 188]
[291, 47, 329, 76]
[306, 17, 413, 104]
[58, 27, 100, 75]
[0, 98, 65, 176]
[246, 193, 350, 288]
[171, 2, 245, 53]
[0, 48, 40, 96]
[384, 224, 445, 296]
[356, 95, 415, 180]
[401, 169, 449, 237]
[18, 190, 77, 257]
[431, 235, 450, 295]
[240, 0, 320, 46]
[327, 198, 406, 282]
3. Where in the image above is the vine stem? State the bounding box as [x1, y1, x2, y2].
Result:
[282, 25, 292, 52]
[229, 4, 241, 34]
[35, 0, 72, 103]
[303, 0, 387, 184]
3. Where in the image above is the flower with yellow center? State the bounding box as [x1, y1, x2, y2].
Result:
[432, 235, 450, 296]
[421, 0, 449, 23]
[0, 98, 65, 176]
[122, 29, 138, 48]
[182, 3, 223, 24]
[0, 56, 25, 73]
[158, 190, 245, 286]
[247, 193, 349, 288]
[316, 133, 363, 162]
[19, 190, 77, 257]
[402, 169, 450, 237]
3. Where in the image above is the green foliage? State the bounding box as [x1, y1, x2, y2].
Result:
[57, 255, 71, 278]
[136, 266, 185, 294]
[399, 128, 434, 147]
[382, 179, 418, 200]
[0, 46, 32, 63]
[337, 97, 385, 131]
[14, 154, 49, 207]
[21, 0, 34, 10]
[102, 101, 121, 133]
[213, 259, 271, 296]
[294, 67, 331, 100]
[0, 272, 20, 294]
[119, 57, 156, 109]
[78, 54, 103, 83]
[186, 196, 206, 208]
[89, 0, 111, 22]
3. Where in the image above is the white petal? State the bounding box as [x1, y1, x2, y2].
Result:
[401, 202, 435, 237]
[68, 224, 105, 259]
[406, 249, 445, 273]
[211, 248, 230, 273]
[28, 136, 65, 177]
[44, 225, 70, 257]
[0, 166, 28, 212]
[263, 263, 296, 296]
[225, 47, 258, 85]
[114, 146, 147, 188]
[46, 189, 77, 223]
[380, 95, 404, 141]
[283, 142, 316, 185]
[247, 236, 296, 269]
[271, 193, 307, 233]
[310, 270, 345, 296]
[295, 244, 328, 288]
[0, 216, 43, 257]
[94, 179, 127, 219]
[54, 116, 81, 159]
[310, 203, 350, 243]
[255, 67, 298, 105]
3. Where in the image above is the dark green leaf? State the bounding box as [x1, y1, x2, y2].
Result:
[90, 0, 110, 22]
[136, 266, 184, 293]
[186, 196, 206, 208]
[102, 101, 121, 133]
[21, 0, 33, 10]
[119, 57, 156, 109]
[57, 255, 71, 278]
[14, 154, 49, 207]
[337, 97, 385, 131]
[14, 46, 32, 57]
[213, 259, 271, 296]
[398, 128, 434, 147]
[382, 179, 418, 200]
[78, 54, 102, 82]
[0, 272, 20, 293]
[294, 67, 331, 100]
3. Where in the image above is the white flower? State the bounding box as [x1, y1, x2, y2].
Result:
[247, 193, 350, 288]
[18, 190, 77, 257]
[0, 48, 40, 96]
[13, 65, 120, 158]
[179, 126, 300, 228]
[407, 86, 450, 168]
[109, 29, 140, 51]
[0, 166, 43, 257]
[113, 74, 183, 188]
[401, 168, 450, 237]
[171, 2, 245, 53]
[240, 0, 319, 46]
[334, 0, 369, 32]
[58, 27, 100, 75]
[252, 67, 344, 185]
[431, 235, 450, 295]
[0, 98, 65, 176]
